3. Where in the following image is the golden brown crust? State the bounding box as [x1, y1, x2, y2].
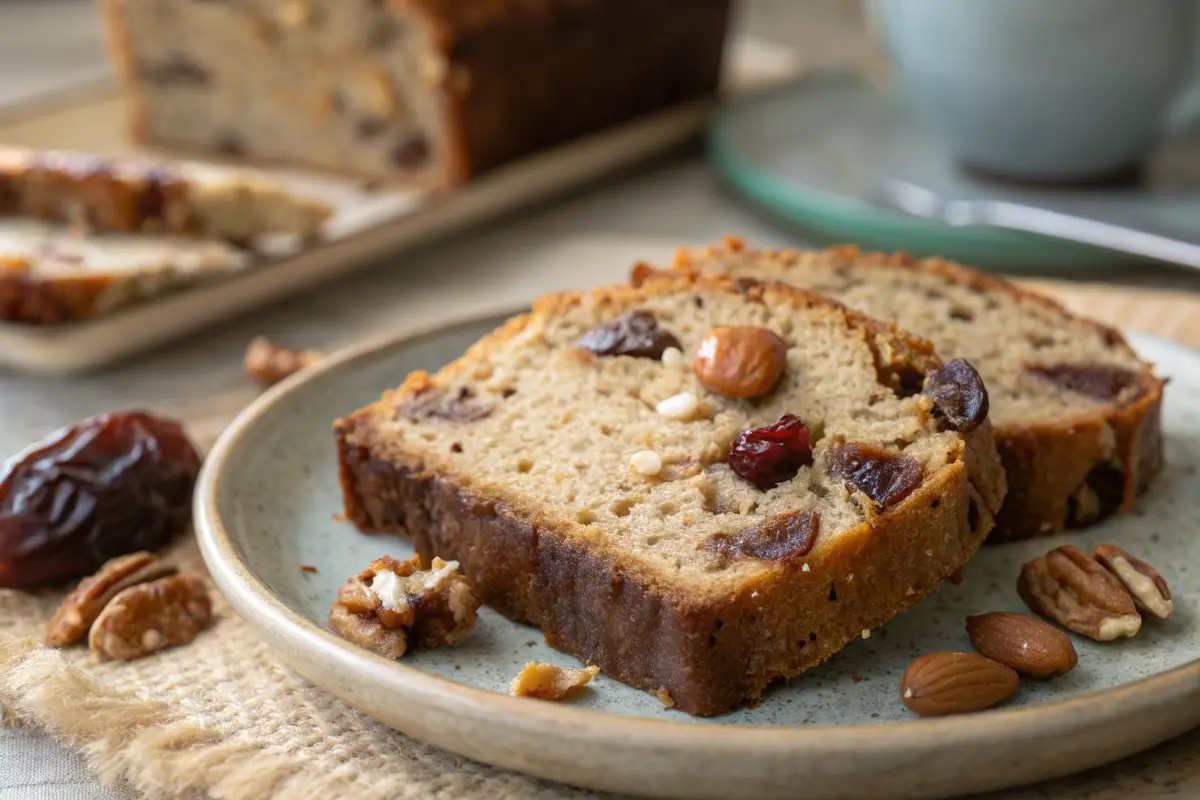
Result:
[671, 238, 1164, 542]
[334, 275, 1004, 715]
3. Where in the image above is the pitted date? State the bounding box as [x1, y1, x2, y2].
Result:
[0, 412, 201, 590]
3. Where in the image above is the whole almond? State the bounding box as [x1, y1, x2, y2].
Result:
[900, 651, 1019, 716]
[966, 612, 1078, 679]
[693, 326, 788, 399]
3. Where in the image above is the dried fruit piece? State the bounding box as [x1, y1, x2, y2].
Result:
[0, 412, 201, 590]
[1018, 545, 1142, 641]
[1093, 545, 1173, 620]
[899, 652, 1019, 716]
[509, 662, 600, 700]
[705, 510, 819, 564]
[244, 336, 323, 387]
[1027, 364, 1141, 401]
[825, 443, 923, 510]
[576, 310, 681, 360]
[693, 325, 788, 399]
[728, 414, 813, 490]
[45, 552, 177, 647]
[396, 386, 492, 422]
[88, 572, 212, 661]
[329, 555, 479, 659]
[965, 612, 1078, 679]
[923, 359, 989, 432]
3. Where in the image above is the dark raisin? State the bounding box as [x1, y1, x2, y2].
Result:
[391, 133, 431, 170]
[924, 359, 989, 432]
[733, 277, 761, 295]
[705, 510, 819, 564]
[356, 117, 389, 139]
[396, 387, 492, 422]
[826, 442, 923, 510]
[450, 442, 463, 453]
[576, 310, 681, 360]
[728, 414, 813, 490]
[0, 412, 201, 590]
[1027, 364, 1141, 401]
[1066, 463, 1125, 526]
[135, 55, 210, 86]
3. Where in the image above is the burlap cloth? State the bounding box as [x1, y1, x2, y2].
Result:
[0, 534, 599, 800]
[2, 281, 1199, 800]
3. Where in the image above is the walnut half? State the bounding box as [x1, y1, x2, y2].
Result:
[45, 552, 178, 647]
[88, 572, 213, 661]
[329, 555, 479, 659]
[1017, 545, 1141, 642]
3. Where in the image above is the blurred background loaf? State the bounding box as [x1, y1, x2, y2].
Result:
[101, 0, 733, 188]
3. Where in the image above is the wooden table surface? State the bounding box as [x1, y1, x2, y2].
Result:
[4, 2, 1200, 799]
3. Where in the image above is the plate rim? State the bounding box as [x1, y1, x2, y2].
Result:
[195, 304, 1200, 797]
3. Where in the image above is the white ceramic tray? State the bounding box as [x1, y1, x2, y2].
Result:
[0, 37, 800, 376]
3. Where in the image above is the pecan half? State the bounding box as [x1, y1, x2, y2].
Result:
[45, 552, 178, 647]
[1093, 545, 1173, 620]
[1017, 545, 1141, 641]
[88, 572, 212, 661]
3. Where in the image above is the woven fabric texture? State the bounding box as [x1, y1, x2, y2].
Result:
[0, 538, 595, 800]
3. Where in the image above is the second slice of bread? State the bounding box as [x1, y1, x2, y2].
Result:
[663, 239, 1165, 542]
[336, 273, 1005, 715]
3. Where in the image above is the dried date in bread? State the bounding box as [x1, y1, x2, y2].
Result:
[336, 273, 1006, 715]
[664, 239, 1165, 541]
[101, 0, 731, 188]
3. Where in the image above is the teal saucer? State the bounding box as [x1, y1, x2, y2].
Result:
[708, 73, 1200, 273]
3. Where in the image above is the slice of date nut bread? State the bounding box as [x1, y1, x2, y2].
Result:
[660, 239, 1165, 542]
[336, 274, 1006, 715]
[0, 146, 331, 243]
[102, 0, 731, 188]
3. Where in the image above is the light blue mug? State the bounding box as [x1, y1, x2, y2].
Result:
[873, 0, 1200, 183]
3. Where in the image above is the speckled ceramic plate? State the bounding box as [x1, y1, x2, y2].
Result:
[195, 307, 1200, 800]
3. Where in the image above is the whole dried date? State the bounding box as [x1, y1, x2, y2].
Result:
[0, 412, 200, 590]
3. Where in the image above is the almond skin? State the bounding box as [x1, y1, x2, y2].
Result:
[966, 612, 1078, 679]
[900, 652, 1019, 717]
[693, 326, 788, 399]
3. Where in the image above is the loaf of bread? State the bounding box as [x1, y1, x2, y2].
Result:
[102, 0, 732, 187]
[0, 147, 331, 243]
[336, 273, 1006, 715]
[662, 238, 1165, 541]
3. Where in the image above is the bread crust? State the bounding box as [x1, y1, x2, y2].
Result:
[334, 274, 1005, 715]
[671, 238, 1165, 542]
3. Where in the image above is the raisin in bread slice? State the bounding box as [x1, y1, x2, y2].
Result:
[661, 238, 1165, 541]
[0, 147, 331, 243]
[102, 0, 731, 188]
[336, 274, 1006, 716]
